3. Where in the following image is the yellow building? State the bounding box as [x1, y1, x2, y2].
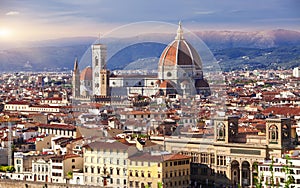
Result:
[128, 152, 191, 188]
[83, 140, 136, 187]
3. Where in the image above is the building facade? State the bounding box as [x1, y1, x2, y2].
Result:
[151, 116, 293, 187]
[83, 141, 134, 187]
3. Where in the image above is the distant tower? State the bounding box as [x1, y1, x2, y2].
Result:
[92, 41, 107, 96]
[100, 69, 110, 97]
[72, 58, 80, 98]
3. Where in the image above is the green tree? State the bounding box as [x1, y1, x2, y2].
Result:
[268, 157, 275, 188]
[283, 155, 294, 188]
[67, 171, 73, 179]
[253, 162, 263, 188]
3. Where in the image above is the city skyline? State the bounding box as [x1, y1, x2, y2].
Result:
[0, 0, 299, 41]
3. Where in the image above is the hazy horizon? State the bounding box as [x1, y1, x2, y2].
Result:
[0, 0, 299, 42]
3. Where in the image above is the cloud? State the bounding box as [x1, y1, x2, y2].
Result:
[6, 11, 20, 16]
[194, 11, 216, 15]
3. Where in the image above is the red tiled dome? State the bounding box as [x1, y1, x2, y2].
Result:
[158, 22, 202, 68]
[80, 66, 92, 81]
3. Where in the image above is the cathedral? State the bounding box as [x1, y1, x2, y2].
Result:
[72, 22, 210, 100]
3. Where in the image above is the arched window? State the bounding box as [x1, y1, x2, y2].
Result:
[229, 122, 236, 136]
[217, 123, 225, 141]
[282, 124, 289, 139]
[95, 56, 99, 66]
[269, 125, 278, 143]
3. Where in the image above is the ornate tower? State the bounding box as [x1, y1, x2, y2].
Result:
[213, 116, 239, 143]
[100, 69, 110, 97]
[92, 43, 107, 96]
[266, 118, 291, 149]
[72, 58, 80, 98]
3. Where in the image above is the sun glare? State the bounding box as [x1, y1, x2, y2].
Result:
[0, 28, 13, 39]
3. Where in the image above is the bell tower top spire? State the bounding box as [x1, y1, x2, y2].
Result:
[175, 21, 184, 40]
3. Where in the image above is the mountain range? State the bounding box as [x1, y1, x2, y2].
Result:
[0, 29, 299, 72]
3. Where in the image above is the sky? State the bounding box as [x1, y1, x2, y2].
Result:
[0, 0, 299, 41]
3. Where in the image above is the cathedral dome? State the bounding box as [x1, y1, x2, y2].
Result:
[80, 66, 92, 81]
[158, 22, 202, 69]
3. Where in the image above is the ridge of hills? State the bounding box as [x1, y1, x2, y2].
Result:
[0, 29, 299, 72]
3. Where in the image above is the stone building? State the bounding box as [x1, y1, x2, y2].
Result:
[151, 116, 293, 187]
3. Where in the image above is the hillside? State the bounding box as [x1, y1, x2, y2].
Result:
[0, 29, 299, 72]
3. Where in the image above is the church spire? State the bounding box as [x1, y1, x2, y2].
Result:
[74, 57, 79, 72]
[175, 21, 184, 40]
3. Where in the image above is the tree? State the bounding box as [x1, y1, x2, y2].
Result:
[67, 171, 73, 179]
[283, 155, 294, 188]
[253, 162, 263, 188]
[267, 157, 275, 188]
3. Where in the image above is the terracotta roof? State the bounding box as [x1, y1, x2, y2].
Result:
[38, 123, 76, 131]
[129, 152, 191, 163]
[159, 40, 202, 68]
[83, 140, 131, 151]
[80, 66, 92, 81]
[6, 101, 30, 105]
[195, 79, 209, 88]
[263, 106, 300, 116]
[159, 80, 175, 89]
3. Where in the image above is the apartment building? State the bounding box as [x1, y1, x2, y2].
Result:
[83, 140, 136, 187]
[258, 154, 300, 187]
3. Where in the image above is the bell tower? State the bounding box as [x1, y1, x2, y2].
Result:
[266, 118, 291, 148]
[213, 116, 239, 143]
[92, 42, 107, 96]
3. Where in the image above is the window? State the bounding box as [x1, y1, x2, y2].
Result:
[72, 165, 75, 169]
[135, 171, 139, 177]
[269, 125, 278, 143]
[217, 122, 226, 141]
[72, 159, 75, 163]
[167, 72, 172, 77]
[95, 56, 99, 66]
[117, 179, 120, 184]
